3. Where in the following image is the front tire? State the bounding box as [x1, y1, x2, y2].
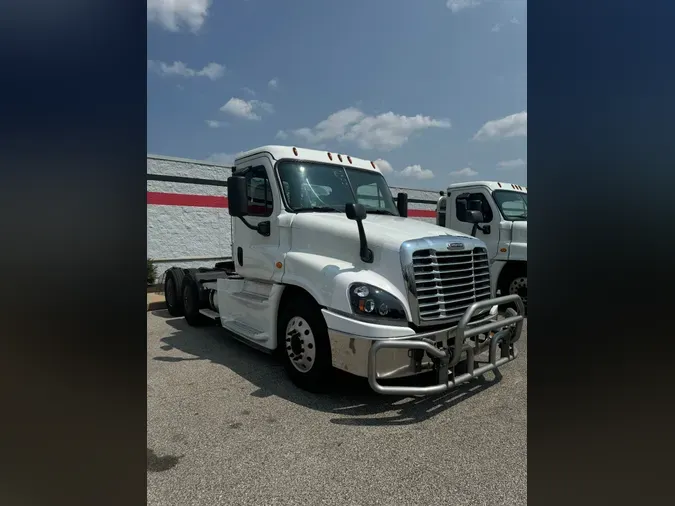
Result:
[499, 264, 527, 315]
[277, 296, 334, 393]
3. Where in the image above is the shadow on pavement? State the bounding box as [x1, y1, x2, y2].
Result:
[151, 312, 503, 427]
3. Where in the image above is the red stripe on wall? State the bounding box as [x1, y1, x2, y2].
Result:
[147, 191, 436, 217]
[147, 192, 229, 208]
[408, 209, 436, 218]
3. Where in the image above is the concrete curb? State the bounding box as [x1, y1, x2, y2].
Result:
[147, 293, 166, 312]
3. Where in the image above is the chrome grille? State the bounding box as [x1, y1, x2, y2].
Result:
[411, 246, 491, 322]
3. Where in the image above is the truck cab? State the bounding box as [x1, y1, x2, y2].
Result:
[436, 182, 527, 307]
[163, 147, 524, 396]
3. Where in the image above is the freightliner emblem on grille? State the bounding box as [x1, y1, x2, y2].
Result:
[447, 242, 464, 250]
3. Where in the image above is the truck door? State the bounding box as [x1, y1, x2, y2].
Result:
[448, 189, 500, 260]
[232, 157, 281, 281]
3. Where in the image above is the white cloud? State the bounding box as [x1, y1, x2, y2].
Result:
[493, 16, 520, 32]
[496, 159, 526, 170]
[242, 87, 256, 96]
[370, 159, 434, 180]
[147, 60, 225, 80]
[446, 0, 482, 13]
[147, 0, 211, 33]
[275, 130, 289, 140]
[450, 167, 479, 177]
[473, 111, 527, 140]
[282, 107, 450, 151]
[197, 62, 225, 80]
[373, 159, 394, 174]
[205, 120, 227, 128]
[220, 98, 274, 120]
[401, 164, 435, 180]
[268, 78, 279, 90]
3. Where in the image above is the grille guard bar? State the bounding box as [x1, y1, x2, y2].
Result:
[367, 294, 525, 396]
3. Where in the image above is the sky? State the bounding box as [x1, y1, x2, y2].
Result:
[147, 0, 527, 189]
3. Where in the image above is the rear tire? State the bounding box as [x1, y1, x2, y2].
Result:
[164, 268, 185, 317]
[277, 296, 334, 393]
[182, 276, 209, 327]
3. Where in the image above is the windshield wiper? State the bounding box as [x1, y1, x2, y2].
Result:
[295, 206, 342, 213]
[365, 209, 396, 216]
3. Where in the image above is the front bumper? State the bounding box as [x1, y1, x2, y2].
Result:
[324, 294, 525, 396]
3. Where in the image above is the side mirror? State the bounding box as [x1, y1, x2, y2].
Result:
[345, 202, 367, 221]
[468, 199, 482, 212]
[227, 176, 249, 217]
[465, 210, 484, 224]
[396, 192, 408, 217]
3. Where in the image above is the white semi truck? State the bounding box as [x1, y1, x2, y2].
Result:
[436, 182, 527, 308]
[163, 146, 524, 396]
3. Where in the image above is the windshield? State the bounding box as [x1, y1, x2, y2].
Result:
[492, 190, 528, 221]
[277, 161, 399, 215]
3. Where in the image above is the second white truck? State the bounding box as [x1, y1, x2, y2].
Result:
[436, 181, 527, 308]
[163, 146, 525, 396]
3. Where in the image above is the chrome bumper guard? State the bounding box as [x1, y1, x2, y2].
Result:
[367, 294, 525, 396]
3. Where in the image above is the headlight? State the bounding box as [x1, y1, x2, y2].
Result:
[349, 283, 406, 321]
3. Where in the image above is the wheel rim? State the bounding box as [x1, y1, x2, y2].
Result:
[166, 277, 175, 307]
[508, 276, 527, 305]
[285, 317, 316, 373]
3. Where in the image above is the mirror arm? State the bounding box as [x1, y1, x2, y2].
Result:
[356, 220, 374, 263]
[238, 216, 257, 231]
[238, 217, 271, 237]
[470, 223, 490, 237]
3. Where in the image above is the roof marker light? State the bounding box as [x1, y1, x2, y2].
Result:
[338, 154, 343, 162]
[497, 182, 502, 188]
[347, 156, 352, 164]
[327, 152, 333, 160]
[292, 147, 298, 156]
[370, 161, 376, 169]
[511, 184, 516, 189]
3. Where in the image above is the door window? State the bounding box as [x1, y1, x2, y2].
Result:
[245, 166, 273, 217]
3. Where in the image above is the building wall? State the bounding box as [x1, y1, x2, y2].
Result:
[147, 155, 440, 281]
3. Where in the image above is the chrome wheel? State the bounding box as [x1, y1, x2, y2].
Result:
[285, 316, 316, 373]
[508, 276, 527, 305]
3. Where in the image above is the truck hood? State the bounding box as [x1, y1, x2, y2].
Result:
[289, 213, 472, 258]
[284, 213, 487, 316]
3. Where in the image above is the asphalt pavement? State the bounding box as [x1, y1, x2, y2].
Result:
[147, 311, 527, 506]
